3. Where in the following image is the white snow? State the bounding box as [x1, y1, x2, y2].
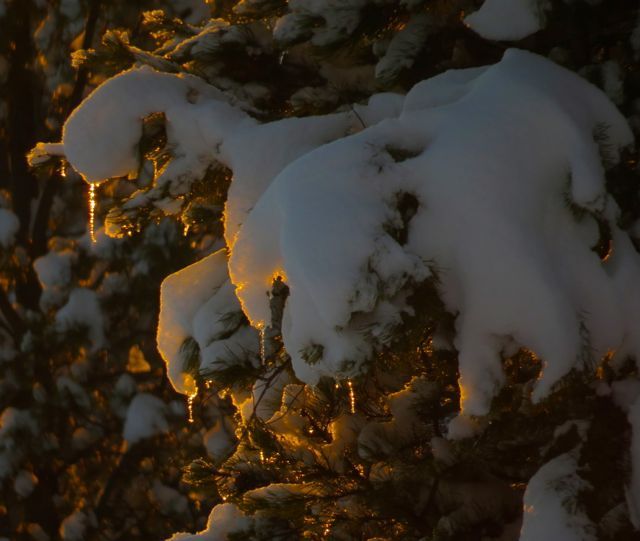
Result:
[56, 46, 640, 444]
[203, 417, 236, 462]
[0, 408, 38, 481]
[274, 0, 367, 47]
[60, 66, 250, 184]
[520, 452, 596, 540]
[59, 511, 87, 541]
[34, 248, 76, 309]
[464, 0, 546, 41]
[122, 393, 169, 445]
[157, 249, 259, 394]
[13, 469, 38, 498]
[34, 250, 74, 290]
[55, 288, 105, 350]
[375, 15, 431, 85]
[228, 49, 638, 417]
[166, 503, 253, 540]
[0, 208, 19, 248]
[150, 480, 189, 516]
[601, 60, 624, 106]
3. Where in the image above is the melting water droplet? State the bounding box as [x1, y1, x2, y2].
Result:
[89, 183, 97, 243]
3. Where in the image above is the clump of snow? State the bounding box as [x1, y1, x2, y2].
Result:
[34, 250, 74, 290]
[274, 0, 366, 47]
[229, 49, 638, 417]
[123, 393, 169, 446]
[0, 208, 19, 248]
[0, 408, 38, 481]
[59, 510, 88, 541]
[57, 375, 91, 410]
[13, 469, 38, 498]
[55, 288, 105, 350]
[34, 248, 76, 309]
[60, 66, 249, 184]
[464, 0, 547, 41]
[203, 416, 236, 463]
[166, 503, 253, 540]
[358, 376, 436, 459]
[601, 60, 624, 106]
[157, 249, 259, 395]
[375, 15, 432, 85]
[150, 480, 189, 516]
[520, 452, 596, 540]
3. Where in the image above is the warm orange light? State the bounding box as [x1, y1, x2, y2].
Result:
[270, 268, 288, 285]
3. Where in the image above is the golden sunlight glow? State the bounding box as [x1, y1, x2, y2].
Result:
[269, 269, 288, 285]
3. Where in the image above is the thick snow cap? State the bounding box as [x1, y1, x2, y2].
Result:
[228, 49, 637, 415]
[118, 49, 640, 419]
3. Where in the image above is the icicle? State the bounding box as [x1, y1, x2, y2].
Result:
[347, 380, 356, 414]
[259, 325, 266, 364]
[88, 183, 98, 243]
[187, 383, 198, 424]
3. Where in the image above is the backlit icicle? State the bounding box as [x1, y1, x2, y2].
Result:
[89, 183, 97, 243]
[187, 384, 198, 424]
[347, 380, 356, 414]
